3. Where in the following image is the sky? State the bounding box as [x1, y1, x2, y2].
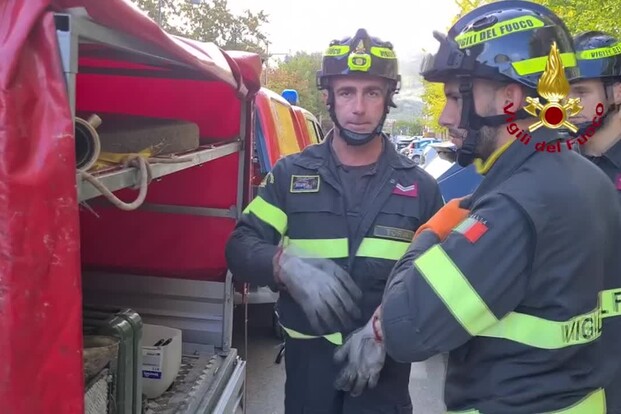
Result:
[226, 0, 461, 60]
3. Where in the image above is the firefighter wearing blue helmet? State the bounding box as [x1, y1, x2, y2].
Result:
[569, 30, 621, 414]
[226, 27, 443, 413]
[333, 2, 621, 413]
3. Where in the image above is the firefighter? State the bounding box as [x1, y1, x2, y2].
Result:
[568, 30, 621, 414]
[332, 2, 621, 413]
[225, 28, 443, 413]
[568, 31, 621, 193]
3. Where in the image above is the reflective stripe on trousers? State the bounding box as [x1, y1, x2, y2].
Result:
[447, 388, 606, 414]
[281, 325, 343, 346]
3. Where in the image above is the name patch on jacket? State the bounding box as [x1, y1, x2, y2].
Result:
[392, 182, 418, 198]
[290, 175, 320, 193]
[616, 173, 621, 190]
[374, 225, 414, 242]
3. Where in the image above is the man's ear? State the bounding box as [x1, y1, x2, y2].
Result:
[321, 89, 329, 105]
[500, 83, 526, 112]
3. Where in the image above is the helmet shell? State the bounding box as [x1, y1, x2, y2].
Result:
[317, 28, 400, 90]
[572, 31, 621, 81]
[421, 0, 578, 89]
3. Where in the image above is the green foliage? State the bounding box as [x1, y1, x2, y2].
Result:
[393, 119, 425, 136]
[537, 0, 621, 38]
[129, 0, 269, 57]
[265, 52, 329, 123]
[421, 0, 621, 132]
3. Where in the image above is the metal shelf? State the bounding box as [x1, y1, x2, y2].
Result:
[77, 141, 241, 202]
[54, 12, 246, 206]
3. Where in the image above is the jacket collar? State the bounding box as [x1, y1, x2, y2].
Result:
[293, 128, 417, 171]
[590, 133, 621, 169]
[468, 128, 558, 202]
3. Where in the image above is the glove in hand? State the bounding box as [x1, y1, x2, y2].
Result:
[414, 196, 470, 241]
[334, 313, 385, 397]
[275, 246, 362, 333]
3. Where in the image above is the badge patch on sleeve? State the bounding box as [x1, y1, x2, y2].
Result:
[454, 214, 488, 243]
[290, 175, 320, 193]
[392, 182, 418, 198]
[616, 173, 621, 190]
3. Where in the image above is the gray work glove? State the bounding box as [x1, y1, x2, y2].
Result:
[274, 246, 363, 333]
[334, 312, 386, 397]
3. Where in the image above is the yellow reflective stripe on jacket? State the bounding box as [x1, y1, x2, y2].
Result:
[479, 305, 602, 349]
[447, 388, 605, 414]
[280, 325, 343, 346]
[415, 245, 621, 349]
[243, 196, 287, 235]
[415, 245, 498, 336]
[601, 288, 621, 318]
[356, 237, 409, 260]
[284, 238, 348, 259]
[284, 237, 409, 260]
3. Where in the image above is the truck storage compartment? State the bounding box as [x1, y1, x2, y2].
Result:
[3, 2, 263, 412]
[82, 271, 245, 413]
[50, 7, 261, 413]
[80, 150, 240, 281]
[76, 51, 245, 284]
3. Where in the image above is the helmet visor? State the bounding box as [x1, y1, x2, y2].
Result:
[420, 32, 471, 82]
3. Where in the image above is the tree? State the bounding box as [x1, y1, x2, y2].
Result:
[129, 0, 270, 57]
[394, 119, 425, 136]
[421, 0, 621, 132]
[265, 52, 330, 123]
[420, 0, 491, 135]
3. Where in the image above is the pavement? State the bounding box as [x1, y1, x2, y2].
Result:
[232, 303, 448, 414]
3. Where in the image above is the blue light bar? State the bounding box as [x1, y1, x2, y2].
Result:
[281, 89, 299, 105]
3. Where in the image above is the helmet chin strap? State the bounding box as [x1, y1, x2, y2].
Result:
[327, 89, 392, 146]
[456, 78, 529, 167]
[567, 111, 612, 139]
[330, 106, 387, 146]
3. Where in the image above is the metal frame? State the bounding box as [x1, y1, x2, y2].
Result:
[53, 10, 249, 413]
[198, 349, 246, 414]
[211, 356, 246, 414]
[54, 12, 243, 205]
[77, 141, 241, 202]
[82, 271, 235, 352]
[132, 203, 237, 219]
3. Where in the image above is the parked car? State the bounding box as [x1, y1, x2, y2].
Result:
[403, 138, 442, 163]
[395, 135, 416, 152]
[420, 145, 439, 168]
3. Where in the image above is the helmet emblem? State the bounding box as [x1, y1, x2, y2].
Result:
[524, 42, 583, 132]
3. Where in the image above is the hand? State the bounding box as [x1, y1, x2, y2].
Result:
[414, 196, 470, 241]
[334, 310, 385, 397]
[274, 246, 363, 333]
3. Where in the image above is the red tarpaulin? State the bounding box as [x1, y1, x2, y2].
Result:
[0, 0, 261, 411]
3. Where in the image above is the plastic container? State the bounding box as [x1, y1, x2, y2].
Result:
[141, 324, 182, 399]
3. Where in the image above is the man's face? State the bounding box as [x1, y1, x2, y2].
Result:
[439, 80, 468, 148]
[439, 79, 500, 160]
[329, 74, 388, 134]
[568, 79, 607, 125]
